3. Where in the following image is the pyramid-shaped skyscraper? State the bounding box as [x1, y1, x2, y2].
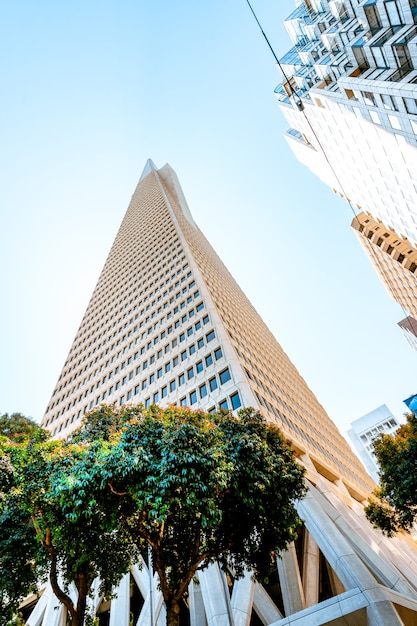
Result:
[31, 162, 417, 625]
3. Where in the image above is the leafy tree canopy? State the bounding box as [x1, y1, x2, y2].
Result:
[0, 412, 41, 443]
[365, 413, 417, 536]
[0, 423, 136, 626]
[71, 405, 306, 626]
[1, 405, 306, 626]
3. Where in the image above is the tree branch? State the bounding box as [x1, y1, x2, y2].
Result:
[44, 528, 78, 624]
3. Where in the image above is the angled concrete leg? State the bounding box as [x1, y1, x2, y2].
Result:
[302, 529, 319, 607]
[252, 582, 283, 625]
[277, 543, 305, 615]
[231, 571, 255, 626]
[298, 490, 405, 626]
[109, 572, 130, 626]
[189, 578, 208, 626]
[41, 591, 63, 626]
[198, 564, 231, 626]
[26, 585, 51, 626]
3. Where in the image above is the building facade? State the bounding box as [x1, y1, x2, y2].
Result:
[398, 315, 417, 349]
[276, 0, 417, 338]
[347, 404, 401, 483]
[27, 162, 417, 625]
[351, 211, 417, 319]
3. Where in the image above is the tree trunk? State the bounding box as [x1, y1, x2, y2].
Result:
[166, 598, 181, 626]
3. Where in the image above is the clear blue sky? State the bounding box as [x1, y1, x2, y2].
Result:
[1, 1, 415, 438]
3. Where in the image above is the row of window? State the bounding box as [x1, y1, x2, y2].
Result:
[64, 251, 189, 370]
[51, 290, 205, 406]
[137, 366, 232, 408]
[46, 319, 215, 422]
[51, 387, 242, 438]
[362, 90, 417, 117]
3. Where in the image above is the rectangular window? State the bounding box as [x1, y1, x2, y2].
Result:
[196, 360, 203, 373]
[214, 347, 223, 360]
[195, 321, 201, 331]
[187, 327, 193, 336]
[404, 97, 417, 115]
[135, 385, 140, 395]
[205, 354, 213, 367]
[197, 338, 204, 349]
[145, 398, 150, 408]
[180, 397, 187, 407]
[362, 91, 376, 106]
[209, 377, 218, 392]
[179, 373, 185, 386]
[385, 1, 404, 26]
[165, 362, 171, 373]
[181, 350, 187, 361]
[230, 391, 241, 410]
[218, 399, 228, 410]
[161, 386, 168, 398]
[199, 383, 207, 398]
[381, 94, 398, 111]
[187, 367, 194, 380]
[219, 368, 231, 385]
[127, 390, 132, 401]
[153, 392, 159, 403]
[180, 333, 185, 342]
[203, 315, 209, 325]
[170, 380, 176, 392]
[190, 390, 197, 405]
[196, 302, 204, 312]
[149, 374, 155, 384]
[173, 356, 179, 367]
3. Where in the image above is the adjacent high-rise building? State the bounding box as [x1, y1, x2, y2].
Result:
[347, 404, 401, 483]
[276, 0, 417, 339]
[28, 162, 417, 625]
[351, 211, 417, 317]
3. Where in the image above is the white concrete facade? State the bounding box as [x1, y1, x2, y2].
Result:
[276, 1, 417, 245]
[23, 162, 417, 624]
[347, 404, 401, 483]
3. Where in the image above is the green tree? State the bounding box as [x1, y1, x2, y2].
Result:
[72, 405, 306, 626]
[0, 426, 137, 626]
[0, 412, 41, 443]
[1, 405, 306, 626]
[365, 413, 417, 536]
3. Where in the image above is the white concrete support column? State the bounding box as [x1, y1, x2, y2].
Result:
[26, 585, 50, 626]
[277, 543, 305, 616]
[109, 572, 130, 626]
[198, 564, 232, 626]
[298, 490, 406, 626]
[314, 482, 417, 595]
[302, 529, 320, 607]
[189, 578, 208, 626]
[252, 582, 283, 624]
[41, 592, 64, 626]
[230, 571, 255, 626]
[86, 576, 102, 619]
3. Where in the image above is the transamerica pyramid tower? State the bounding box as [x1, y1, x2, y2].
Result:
[29, 161, 417, 625]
